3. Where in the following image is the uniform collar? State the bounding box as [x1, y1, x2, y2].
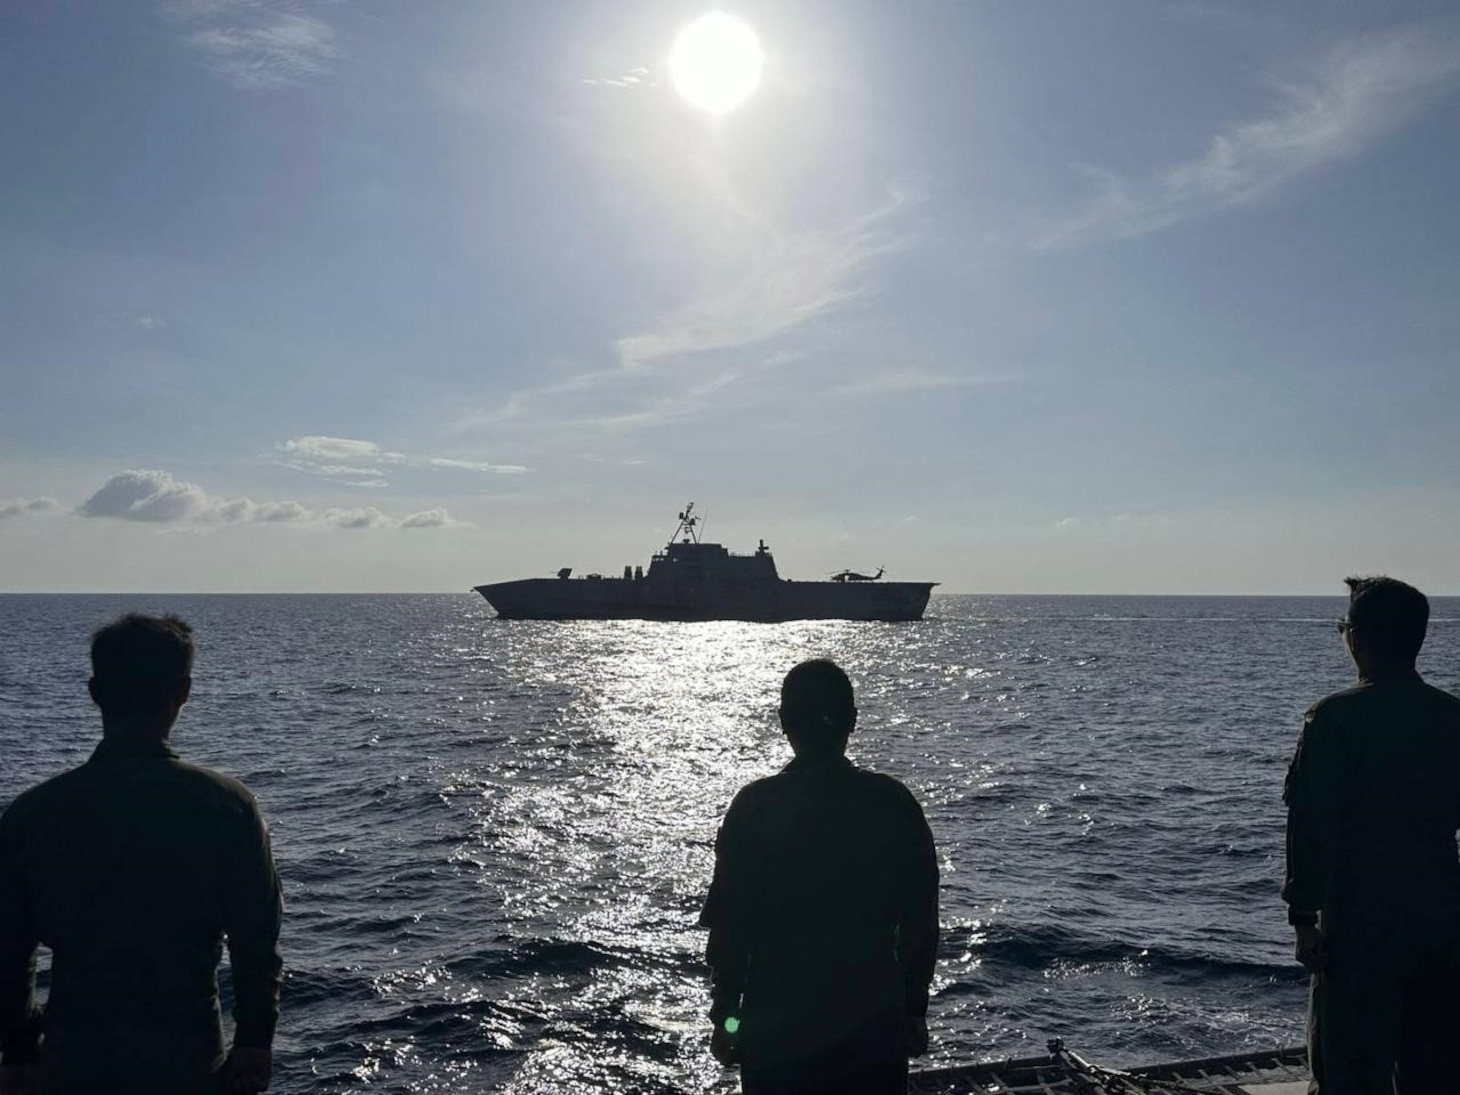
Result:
[1359, 665, 1423, 686]
[90, 736, 179, 760]
[784, 753, 853, 772]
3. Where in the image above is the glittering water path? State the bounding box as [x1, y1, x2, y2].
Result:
[3, 594, 1456, 1092]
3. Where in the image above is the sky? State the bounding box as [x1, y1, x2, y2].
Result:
[3, 1, 1459, 594]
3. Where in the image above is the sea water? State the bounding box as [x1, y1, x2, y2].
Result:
[3, 593, 1456, 1093]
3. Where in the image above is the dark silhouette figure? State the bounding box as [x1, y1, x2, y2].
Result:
[0, 615, 283, 1095]
[1283, 577, 1460, 1094]
[700, 659, 939, 1094]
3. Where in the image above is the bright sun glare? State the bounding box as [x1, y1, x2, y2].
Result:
[669, 12, 764, 116]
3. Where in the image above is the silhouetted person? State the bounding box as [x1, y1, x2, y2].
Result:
[1283, 577, 1460, 1094]
[700, 659, 938, 1095]
[0, 614, 283, 1095]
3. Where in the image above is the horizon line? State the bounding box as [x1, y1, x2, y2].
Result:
[3, 590, 1458, 599]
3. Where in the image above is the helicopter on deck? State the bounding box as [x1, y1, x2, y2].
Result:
[829, 566, 884, 583]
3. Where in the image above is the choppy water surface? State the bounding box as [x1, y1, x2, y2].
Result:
[3, 594, 1458, 1092]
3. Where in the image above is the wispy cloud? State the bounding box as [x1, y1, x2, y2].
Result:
[0, 497, 62, 520]
[616, 191, 909, 370]
[455, 368, 623, 431]
[165, 1, 340, 91]
[1040, 24, 1460, 247]
[278, 436, 527, 486]
[583, 371, 743, 430]
[460, 190, 914, 437]
[425, 457, 528, 474]
[76, 470, 463, 531]
[1054, 511, 1165, 530]
[582, 65, 656, 90]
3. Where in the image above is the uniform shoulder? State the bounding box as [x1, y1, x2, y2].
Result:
[1422, 680, 1460, 714]
[168, 757, 263, 816]
[0, 763, 90, 825]
[1304, 683, 1369, 723]
[723, 772, 776, 811]
[853, 766, 926, 811]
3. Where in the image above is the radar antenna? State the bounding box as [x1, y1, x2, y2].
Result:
[670, 503, 702, 546]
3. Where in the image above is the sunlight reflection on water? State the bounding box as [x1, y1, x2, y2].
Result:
[464, 620, 850, 1093]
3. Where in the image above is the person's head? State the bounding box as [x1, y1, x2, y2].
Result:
[1341, 575, 1428, 672]
[88, 613, 194, 737]
[778, 659, 857, 757]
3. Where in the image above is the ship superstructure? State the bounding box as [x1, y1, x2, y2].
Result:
[474, 504, 936, 622]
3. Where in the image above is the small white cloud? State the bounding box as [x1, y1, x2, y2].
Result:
[278, 436, 406, 487]
[170, 3, 340, 91]
[321, 506, 393, 530]
[77, 470, 313, 526]
[75, 469, 459, 531]
[400, 508, 464, 529]
[0, 497, 62, 520]
[79, 470, 212, 522]
[281, 436, 404, 463]
[133, 314, 168, 331]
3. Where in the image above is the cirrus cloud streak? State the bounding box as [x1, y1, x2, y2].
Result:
[278, 436, 527, 487]
[166, 1, 341, 91]
[1040, 24, 1460, 247]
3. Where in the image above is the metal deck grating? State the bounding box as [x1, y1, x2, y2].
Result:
[909, 1044, 1309, 1095]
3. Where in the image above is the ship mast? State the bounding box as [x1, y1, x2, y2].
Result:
[669, 503, 702, 546]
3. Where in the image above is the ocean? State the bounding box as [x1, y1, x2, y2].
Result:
[3, 593, 1457, 1093]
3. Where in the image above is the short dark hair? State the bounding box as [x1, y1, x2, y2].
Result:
[1345, 576, 1428, 663]
[90, 613, 194, 720]
[780, 659, 855, 750]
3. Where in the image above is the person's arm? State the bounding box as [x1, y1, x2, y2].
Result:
[896, 786, 939, 1049]
[1282, 707, 1341, 971]
[0, 806, 42, 1079]
[220, 797, 283, 1093]
[699, 789, 758, 1062]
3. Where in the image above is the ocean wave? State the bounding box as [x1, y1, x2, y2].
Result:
[941, 922, 1303, 987]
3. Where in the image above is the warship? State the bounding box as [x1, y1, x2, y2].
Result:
[474, 504, 937, 622]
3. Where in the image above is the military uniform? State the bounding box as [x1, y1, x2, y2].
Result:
[0, 737, 283, 1094]
[701, 754, 939, 1095]
[1283, 668, 1460, 1094]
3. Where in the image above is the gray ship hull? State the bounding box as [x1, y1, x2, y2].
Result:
[474, 504, 938, 622]
[475, 576, 934, 622]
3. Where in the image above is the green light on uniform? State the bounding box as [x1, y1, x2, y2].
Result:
[723, 1016, 740, 1035]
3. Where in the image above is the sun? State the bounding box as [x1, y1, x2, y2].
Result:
[669, 12, 764, 116]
